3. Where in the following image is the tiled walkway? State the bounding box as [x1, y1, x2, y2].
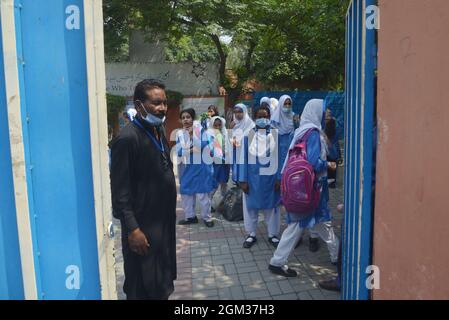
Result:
[114, 168, 343, 300]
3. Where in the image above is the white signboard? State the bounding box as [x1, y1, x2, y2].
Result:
[106, 62, 219, 96]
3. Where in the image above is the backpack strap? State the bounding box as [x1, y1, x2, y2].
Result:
[300, 128, 318, 143]
[297, 128, 319, 158]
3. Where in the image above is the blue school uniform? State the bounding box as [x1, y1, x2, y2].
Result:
[211, 134, 230, 188]
[231, 144, 239, 182]
[237, 129, 280, 210]
[328, 134, 341, 161]
[177, 129, 215, 195]
[213, 164, 230, 186]
[277, 132, 294, 179]
[286, 130, 332, 227]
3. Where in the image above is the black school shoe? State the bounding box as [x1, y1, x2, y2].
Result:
[243, 235, 257, 248]
[204, 220, 214, 228]
[319, 278, 341, 292]
[268, 236, 280, 248]
[268, 264, 298, 277]
[309, 237, 320, 252]
[178, 217, 199, 225]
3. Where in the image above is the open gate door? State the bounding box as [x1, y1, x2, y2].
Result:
[0, 0, 116, 299]
[342, 0, 377, 300]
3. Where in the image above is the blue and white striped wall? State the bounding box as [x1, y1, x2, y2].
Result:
[342, 0, 377, 300]
[0, 0, 116, 300]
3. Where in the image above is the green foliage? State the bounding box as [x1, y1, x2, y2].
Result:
[200, 112, 209, 123]
[103, 0, 350, 91]
[166, 90, 184, 108]
[106, 93, 126, 131]
[165, 34, 219, 63]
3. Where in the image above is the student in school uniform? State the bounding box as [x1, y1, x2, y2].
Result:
[269, 99, 339, 277]
[271, 95, 296, 172]
[229, 103, 255, 183]
[201, 105, 220, 130]
[238, 104, 281, 249]
[324, 109, 342, 189]
[208, 116, 231, 199]
[176, 108, 215, 228]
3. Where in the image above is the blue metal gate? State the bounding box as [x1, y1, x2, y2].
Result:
[10, 0, 101, 299]
[0, 14, 25, 300]
[342, 0, 377, 300]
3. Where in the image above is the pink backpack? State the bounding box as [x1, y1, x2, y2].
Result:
[281, 129, 320, 216]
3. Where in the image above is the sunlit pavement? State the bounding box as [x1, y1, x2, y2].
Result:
[114, 165, 343, 300]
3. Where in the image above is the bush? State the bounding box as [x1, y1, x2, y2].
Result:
[166, 90, 183, 108]
[106, 93, 126, 136]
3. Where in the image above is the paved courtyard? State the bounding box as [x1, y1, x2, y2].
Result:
[113, 166, 343, 300]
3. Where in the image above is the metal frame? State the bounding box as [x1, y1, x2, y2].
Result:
[0, 0, 116, 300]
[0, 0, 38, 300]
[342, 0, 376, 300]
[83, 0, 117, 300]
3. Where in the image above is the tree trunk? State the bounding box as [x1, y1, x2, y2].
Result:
[209, 33, 227, 85]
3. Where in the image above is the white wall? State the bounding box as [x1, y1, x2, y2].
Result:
[106, 62, 220, 96]
[181, 97, 225, 116]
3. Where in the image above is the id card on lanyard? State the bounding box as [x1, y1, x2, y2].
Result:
[133, 119, 169, 170]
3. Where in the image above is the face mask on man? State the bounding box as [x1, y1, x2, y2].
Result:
[139, 102, 166, 126]
[255, 118, 270, 129]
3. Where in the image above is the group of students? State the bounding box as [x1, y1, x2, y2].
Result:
[175, 96, 341, 279]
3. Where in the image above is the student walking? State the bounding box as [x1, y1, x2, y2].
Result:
[269, 99, 339, 277]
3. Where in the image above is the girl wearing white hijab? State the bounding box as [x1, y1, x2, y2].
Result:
[271, 95, 295, 178]
[259, 96, 271, 113]
[268, 99, 339, 277]
[238, 104, 281, 248]
[207, 116, 231, 199]
[230, 103, 255, 182]
[270, 98, 279, 113]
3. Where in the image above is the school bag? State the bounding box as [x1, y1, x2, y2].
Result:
[218, 186, 244, 222]
[281, 129, 320, 216]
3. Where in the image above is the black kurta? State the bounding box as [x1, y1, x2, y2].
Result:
[110, 118, 177, 300]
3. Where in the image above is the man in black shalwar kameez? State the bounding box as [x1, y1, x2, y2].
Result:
[110, 79, 177, 300]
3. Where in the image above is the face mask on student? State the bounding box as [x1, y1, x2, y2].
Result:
[282, 107, 292, 114]
[140, 103, 166, 126]
[255, 118, 270, 128]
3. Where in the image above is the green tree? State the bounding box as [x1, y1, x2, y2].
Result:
[252, 0, 349, 90]
[103, 0, 349, 95]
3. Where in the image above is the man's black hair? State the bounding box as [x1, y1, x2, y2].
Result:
[133, 79, 166, 103]
[180, 108, 196, 120]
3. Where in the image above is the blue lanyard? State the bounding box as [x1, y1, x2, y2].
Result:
[133, 119, 165, 153]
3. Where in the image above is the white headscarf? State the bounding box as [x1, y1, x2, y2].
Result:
[270, 98, 279, 113]
[271, 95, 294, 135]
[282, 99, 327, 173]
[260, 97, 271, 109]
[207, 116, 231, 154]
[232, 103, 255, 143]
